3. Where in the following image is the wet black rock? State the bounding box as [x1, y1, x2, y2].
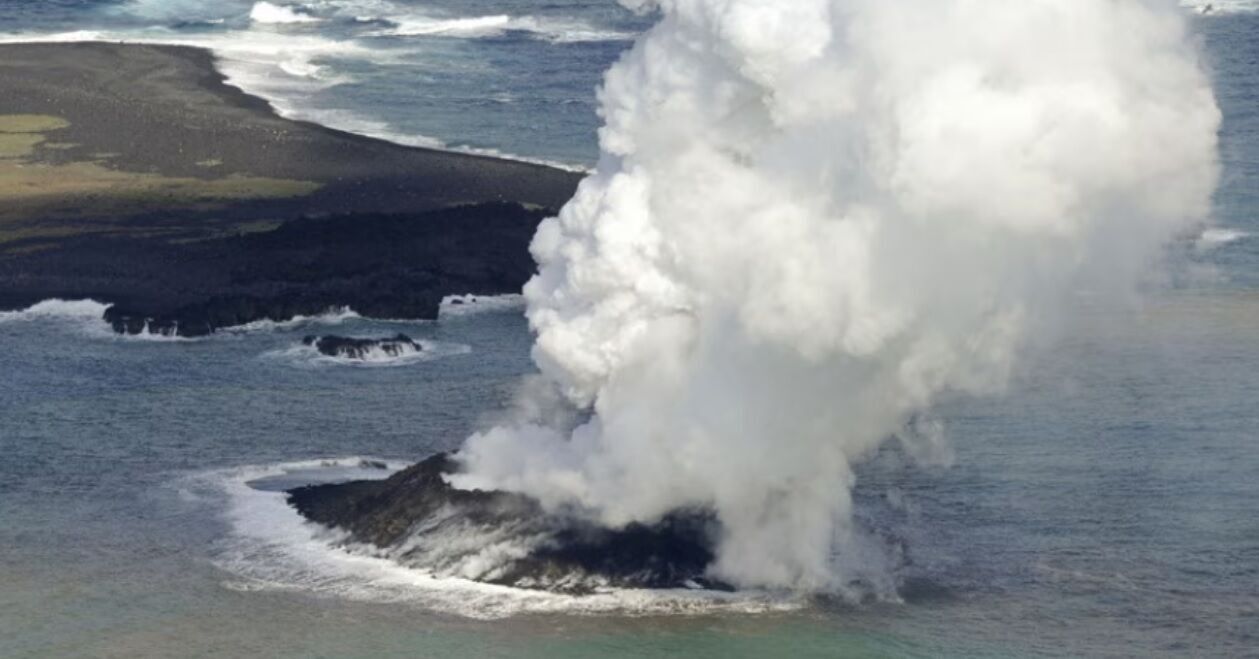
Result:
[302, 334, 421, 360]
[287, 453, 731, 594]
[1, 202, 548, 337]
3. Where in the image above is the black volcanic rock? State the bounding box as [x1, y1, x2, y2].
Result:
[302, 334, 421, 360]
[0, 43, 582, 337]
[287, 453, 730, 594]
[1, 202, 547, 337]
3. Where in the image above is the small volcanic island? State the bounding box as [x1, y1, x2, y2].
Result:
[287, 453, 729, 593]
[303, 334, 423, 360]
[0, 42, 729, 594]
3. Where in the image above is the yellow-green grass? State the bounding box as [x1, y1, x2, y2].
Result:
[0, 114, 320, 245]
[0, 115, 70, 134]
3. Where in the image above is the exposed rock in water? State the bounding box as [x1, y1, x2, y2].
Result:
[287, 453, 730, 594]
[302, 334, 422, 360]
[17, 202, 551, 338]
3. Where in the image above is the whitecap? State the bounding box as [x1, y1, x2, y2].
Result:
[225, 307, 363, 333]
[250, 2, 321, 25]
[375, 14, 513, 38]
[1195, 227, 1250, 251]
[0, 299, 208, 342]
[365, 12, 635, 43]
[261, 338, 471, 368]
[0, 298, 111, 323]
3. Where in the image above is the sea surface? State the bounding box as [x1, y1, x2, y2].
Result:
[2, 2, 1259, 658]
[0, 0, 653, 169]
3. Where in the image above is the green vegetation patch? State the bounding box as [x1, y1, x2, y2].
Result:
[0, 115, 70, 134]
[0, 133, 47, 159]
[0, 114, 321, 246]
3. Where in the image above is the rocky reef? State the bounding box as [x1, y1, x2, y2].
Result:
[2, 202, 547, 337]
[287, 453, 730, 594]
[0, 43, 580, 337]
[303, 334, 422, 360]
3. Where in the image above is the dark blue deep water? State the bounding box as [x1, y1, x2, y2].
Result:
[2, 2, 1259, 657]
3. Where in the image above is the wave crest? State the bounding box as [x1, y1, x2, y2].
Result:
[250, 2, 320, 25]
[364, 13, 635, 43]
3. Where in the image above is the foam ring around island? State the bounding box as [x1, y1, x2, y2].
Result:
[183, 458, 804, 619]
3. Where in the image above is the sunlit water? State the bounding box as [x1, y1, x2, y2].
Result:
[2, 3, 1259, 658]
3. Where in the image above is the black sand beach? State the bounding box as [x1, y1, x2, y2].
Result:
[0, 42, 581, 334]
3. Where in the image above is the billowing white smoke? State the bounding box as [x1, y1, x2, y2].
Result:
[451, 0, 1219, 591]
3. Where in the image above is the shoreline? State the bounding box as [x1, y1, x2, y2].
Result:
[0, 42, 580, 335]
[187, 43, 592, 174]
[0, 32, 594, 174]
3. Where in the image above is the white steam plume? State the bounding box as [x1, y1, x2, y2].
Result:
[450, 0, 1219, 592]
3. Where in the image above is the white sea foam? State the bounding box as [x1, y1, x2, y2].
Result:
[0, 299, 201, 342]
[262, 338, 471, 368]
[0, 27, 364, 93]
[188, 458, 803, 619]
[251, 2, 320, 24]
[374, 14, 511, 38]
[365, 13, 634, 43]
[0, 299, 111, 323]
[1195, 227, 1250, 250]
[0, 299, 378, 342]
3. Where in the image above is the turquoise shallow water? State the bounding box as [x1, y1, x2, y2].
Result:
[2, 2, 1259, 658]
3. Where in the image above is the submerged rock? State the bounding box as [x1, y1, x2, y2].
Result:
[287, 453, 730, 594]
[302, 333, 421, 360]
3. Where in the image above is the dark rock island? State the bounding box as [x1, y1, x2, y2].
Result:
[0, 43, 582, 335]
[287, 453, 729, 594]
[303, 333, 422, 360]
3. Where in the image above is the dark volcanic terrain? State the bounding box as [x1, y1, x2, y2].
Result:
[0, 42, 581, 334]
[288, 454, 728, 594]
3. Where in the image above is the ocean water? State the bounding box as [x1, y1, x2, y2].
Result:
[2, 2, 1259, 658]
[0, 0, 652, 168]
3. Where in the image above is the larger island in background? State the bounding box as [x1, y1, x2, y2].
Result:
[0, 42, 582, 336]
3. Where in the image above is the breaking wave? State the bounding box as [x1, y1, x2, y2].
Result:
[0, 299, 111, 323]
[225, 307, 363, 333]
[0, 299, 199, 342]
[0, 299, 375, 342]
[1196, 227, 1250, 250]
[187, 459, 803, 619]
[262, 338, 471, 368]
[250, 1, 320, 24]
[362, 13, 635, 43]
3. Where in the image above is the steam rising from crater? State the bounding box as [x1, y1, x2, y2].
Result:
[451, 0, 1219, 591]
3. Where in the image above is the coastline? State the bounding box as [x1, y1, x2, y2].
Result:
[0, 42, 581, 335]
